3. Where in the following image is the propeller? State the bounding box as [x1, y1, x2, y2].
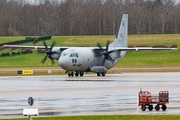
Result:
[41, 41, 56, 65]
[96, 41, 113, 63]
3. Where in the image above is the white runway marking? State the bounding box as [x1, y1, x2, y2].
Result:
[0, 73, 180, 118]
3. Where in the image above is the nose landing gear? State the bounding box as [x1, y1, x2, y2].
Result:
[68, 71, 84, 77]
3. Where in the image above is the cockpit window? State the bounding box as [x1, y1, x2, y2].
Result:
[61, 53, 79, 57]
[75, 53, 78, 57]
[61, 53, 71, 57]
[69, 54, 73, 57]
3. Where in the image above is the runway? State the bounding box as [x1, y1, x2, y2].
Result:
[0, 72, 180, 118]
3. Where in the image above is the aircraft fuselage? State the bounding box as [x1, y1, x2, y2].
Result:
[59, 47, 126, 72]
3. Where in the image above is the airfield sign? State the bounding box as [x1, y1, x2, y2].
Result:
[28, 97, 34, 107]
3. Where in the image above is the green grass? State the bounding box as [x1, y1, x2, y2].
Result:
[0, 34, 180, 68]
[128, 34, 180, 47]
[118, 50, 180, 67]
[4, 115, 180, 120]
[0, 52, 59, 68]
[0, 36, 26, 42]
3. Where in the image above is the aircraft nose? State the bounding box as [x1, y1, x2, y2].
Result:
[59, 57, 70, 70]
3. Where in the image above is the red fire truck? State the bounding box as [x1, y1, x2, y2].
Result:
[138, 89, 169, 111]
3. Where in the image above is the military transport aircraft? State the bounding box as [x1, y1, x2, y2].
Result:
[3, 12, 177, 77]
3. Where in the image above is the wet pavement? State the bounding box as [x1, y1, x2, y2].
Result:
[0, 72, 180, 118]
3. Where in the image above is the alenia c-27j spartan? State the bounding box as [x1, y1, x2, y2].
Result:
[4, 12, 178, 77]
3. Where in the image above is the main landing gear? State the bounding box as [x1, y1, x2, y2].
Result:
[67, 71, 106, 77]
[97, 72, 106, 76]
[68, 71, 84, 77]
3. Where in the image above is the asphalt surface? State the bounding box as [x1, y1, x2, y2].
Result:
[1, 67, 180, 71]
[0, 72, 180, 118]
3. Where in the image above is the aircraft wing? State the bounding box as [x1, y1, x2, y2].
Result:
[115, 47, 178, 51]
[3, 45, 178, 51]
[94, 47, 178, 52]
[3, 45, 68, 51]
[3, 45, 46, 49]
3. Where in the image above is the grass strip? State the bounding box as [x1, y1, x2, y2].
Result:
[3, 115, 180, 120]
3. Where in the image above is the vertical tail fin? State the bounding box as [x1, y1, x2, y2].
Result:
[110, 12, 128, 47]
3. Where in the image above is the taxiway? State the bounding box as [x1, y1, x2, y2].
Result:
[0, 72, 180, 118]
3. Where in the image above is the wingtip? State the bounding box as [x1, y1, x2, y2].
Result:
[172, 48, 178, 50]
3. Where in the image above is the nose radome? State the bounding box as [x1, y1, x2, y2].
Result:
[59, 57, 69, 70]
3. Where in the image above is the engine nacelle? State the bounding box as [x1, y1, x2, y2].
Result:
[51, 53, 60, 60]
[106, 50, 121, 61]
[51, 48, 61, 60]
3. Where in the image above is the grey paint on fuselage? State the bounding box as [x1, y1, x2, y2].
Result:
[59, 47, 127, 71]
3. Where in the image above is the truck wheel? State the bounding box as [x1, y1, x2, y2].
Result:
[162, 105, 167, 111]
[148, 105, 153, 111]
[155, 105, 160, 111]
[141, 105, 146, 111]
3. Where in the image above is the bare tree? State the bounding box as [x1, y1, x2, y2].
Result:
[0, 0, 179, 36]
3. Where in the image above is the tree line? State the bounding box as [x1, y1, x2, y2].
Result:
[0, 0, 180, 36]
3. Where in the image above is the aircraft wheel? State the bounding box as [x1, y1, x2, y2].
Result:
[80, 72, 84, 76]
[155, 105, 160, 111]
[141, 105, 146, 111]
[148, 105, 153, 111]
[68, 72, 71, 77]
[97, 73, 101, 76]
[162, 105, 167, 111]
[70, 71, 74, 77]
[102, 72, 106, 76]
[75, 71, 79, 76]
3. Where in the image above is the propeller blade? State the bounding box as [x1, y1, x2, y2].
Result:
[41, 41, 56, 65]
[43, 40, 48, 49]
[96, 41, 115, 64]
[51, 59, 55, 65]
[41, 55, 48, 64]
[102, 56, 106, 64]
[97, 42, 103, 50]
[107, 54, 113, 61]
[51, 51, 58, 54]
[50, 41, 56, 51]
[105, 41, 110, 52]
